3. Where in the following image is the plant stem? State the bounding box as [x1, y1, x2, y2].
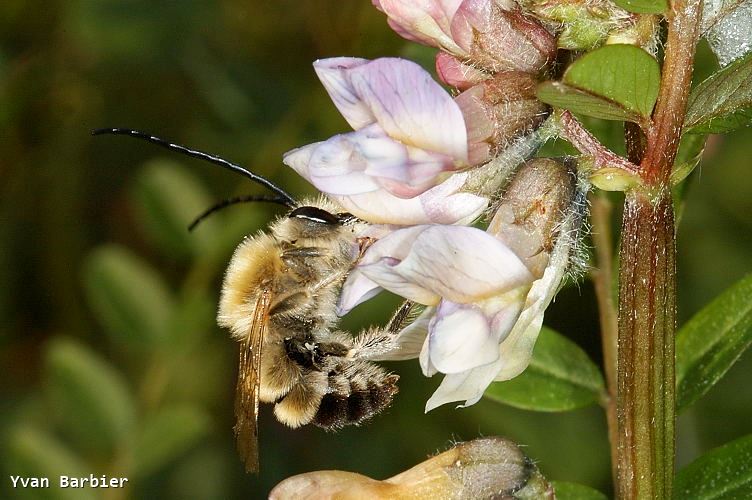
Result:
[590, 193, 619, 485]
[615, 0, 701, 497]
[617, 192, 676, 499]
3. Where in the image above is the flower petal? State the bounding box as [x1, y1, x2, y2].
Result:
[424, 359, 503, 412]
[419, 333, 437, 376]
[313, 57, 374, 130]
[495, 199, 584, 381]
[428, 302, 499, 373]
[285, 136, 379, 196]
[285, 124, 458, 198]
[330, 172, 488, 225]
[395, 225, 534, 303]
[347, 58, 468, 161]
[337, 269, 383, 316]
[357, 225, 533, 305]
[373, 0, 465, 54]
[435, 52, 489, 90]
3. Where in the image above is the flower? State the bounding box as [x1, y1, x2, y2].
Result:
[372, 0, 466, 55]
[454, 71, 550, 164]
[270, 437, 554, 499]
[284, 57, 492, 225]
[341, 158, 586, 410]
[373, 0, 556, 74]
[450, 0, 556, 74]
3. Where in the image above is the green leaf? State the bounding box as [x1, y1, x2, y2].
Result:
[45, 338, 136, 454]
[552, 481, 609, 500]
[83, 244, 175, 346]
[675, 434, 752, 499]
[484, 327, 605, 411]
[5, 426, 95, 500]
[685, 52, 752, 134]
[611, 0, 667, 14]
[131, 159, 219, 260]
[538, 82, 640, 122]
[676, 273, 752, 412]
[132, 406, 210, 478]
[538, 45, 661, 123]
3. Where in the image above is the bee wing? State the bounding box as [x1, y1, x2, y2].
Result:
[234, 289, 271, 474]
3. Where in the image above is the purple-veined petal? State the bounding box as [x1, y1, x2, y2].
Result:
[285, 135, 380, 195]
[373, 0, 465, 54]
[316, 58, 469, 162]
[347, 58, 468, 161]
[285, 124, 459, 198]
[427, 302, 498, 373]
[357, 226, 444, 305]
[314, 57, 373, 129]
[390, 225, 534, 303]
[425, 358, 503, 411]
[329, 172, 488, 225]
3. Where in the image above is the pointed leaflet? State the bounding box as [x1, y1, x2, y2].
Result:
[6, 426, 95, 500]
[675, 434, 752, 499]
[484, 327, 605, 411]
[685, 52, 752, 134]
[676, 273, 752, 412]
[45, 338, 136, 454]
[83, 245, 175, 346]
[537, 45, 660, 124]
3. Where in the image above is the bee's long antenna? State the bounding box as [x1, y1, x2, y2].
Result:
[92, 128, 297, 207]
[189, 194, 290, 232]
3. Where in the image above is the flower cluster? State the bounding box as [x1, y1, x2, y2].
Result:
[283, 0, 588, 410]
[342, 158, 587, 410]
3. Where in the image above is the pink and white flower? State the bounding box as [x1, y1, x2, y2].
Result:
[372, 0, 466, 55]
[341, 158, 585, 410]
[373, 0, 556, 75]
[284, 57, 490, 225]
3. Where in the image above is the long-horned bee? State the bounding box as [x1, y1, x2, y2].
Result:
[93, 129, 402, 473]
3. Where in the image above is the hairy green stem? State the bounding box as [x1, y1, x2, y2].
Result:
[617, 192, 676, 499]
[616, 0, 702, 497]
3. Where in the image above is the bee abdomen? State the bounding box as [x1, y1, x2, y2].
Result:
[312, 362, 399, 430]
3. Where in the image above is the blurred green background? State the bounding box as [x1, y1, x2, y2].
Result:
[1, 1, 750, 498]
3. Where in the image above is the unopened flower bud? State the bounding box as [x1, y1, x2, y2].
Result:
[488, 156, 576, 277]
[519, 0, 633, 50]
[435, 51, 490, 90]
[270, 436, 554, 499]
[372, 0, 466, 55]
[455, 72, 550, 164]
[451, 0, 557, 74]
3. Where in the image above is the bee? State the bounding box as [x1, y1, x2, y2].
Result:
[93, 129, 404, 473]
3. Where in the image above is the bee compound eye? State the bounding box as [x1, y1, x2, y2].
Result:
[288, 206, 340, 225]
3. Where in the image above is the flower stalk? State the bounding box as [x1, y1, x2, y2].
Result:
[616, 0, 702, 497]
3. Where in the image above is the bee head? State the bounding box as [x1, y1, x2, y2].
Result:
[286, 206, 358, 238]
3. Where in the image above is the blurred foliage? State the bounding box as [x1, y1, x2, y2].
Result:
[0, 1, 750, 499]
